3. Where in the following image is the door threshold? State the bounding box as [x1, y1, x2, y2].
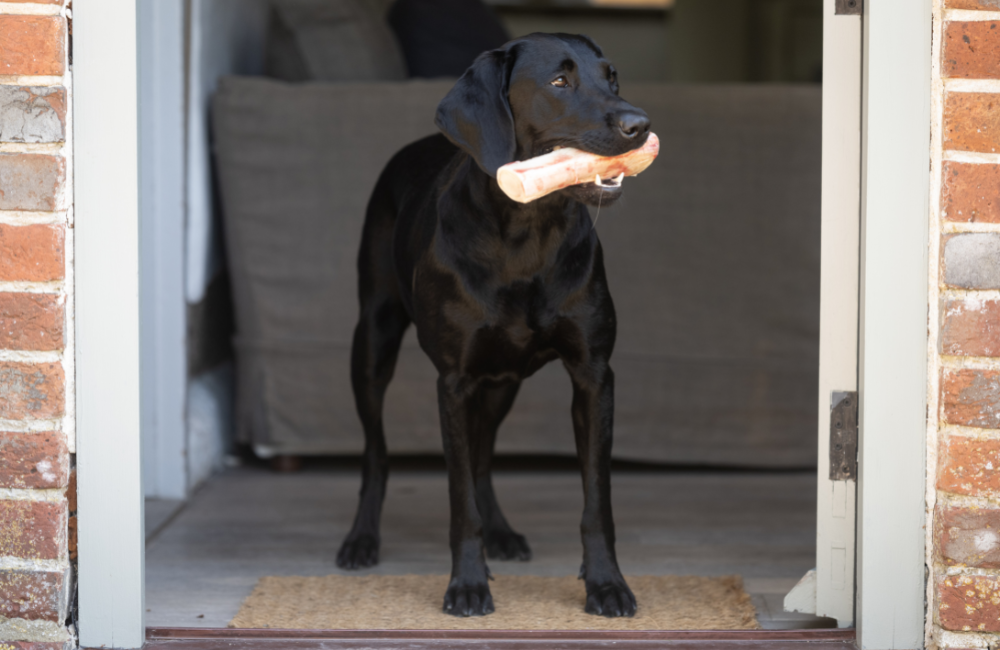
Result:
[145, 626, 857, 649]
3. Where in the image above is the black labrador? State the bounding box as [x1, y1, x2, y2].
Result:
[336, 32, 651, 618]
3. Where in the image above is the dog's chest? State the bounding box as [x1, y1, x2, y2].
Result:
[460, 281, 567, 380]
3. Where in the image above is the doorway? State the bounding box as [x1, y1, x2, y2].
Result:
[76, 0, 944, 644]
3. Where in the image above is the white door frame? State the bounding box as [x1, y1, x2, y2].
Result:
[75, 0, 145, 647]
[74, 0, 932, 647]
[855, 0, 931, 647]
[813, 0, 862, 626]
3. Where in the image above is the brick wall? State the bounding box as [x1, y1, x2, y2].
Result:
[932, 1, 1000, 648]
[0, 1, 75, 649]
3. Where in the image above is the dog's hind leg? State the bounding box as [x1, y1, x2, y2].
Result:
[472, 382, 532, 562]
[336, 196, 411, 570]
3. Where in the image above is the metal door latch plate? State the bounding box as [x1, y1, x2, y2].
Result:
[830, 391, 858, 481]
[835, 0, 862, 15]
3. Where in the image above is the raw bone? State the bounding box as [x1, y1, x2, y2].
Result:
[496, 132, 660, 204]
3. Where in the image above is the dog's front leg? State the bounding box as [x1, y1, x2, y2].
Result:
[567, 361, 637, 617]
[438, 374, 495, 617]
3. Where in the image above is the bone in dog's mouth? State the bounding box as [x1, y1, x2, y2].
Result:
[497, 134, 658, 203]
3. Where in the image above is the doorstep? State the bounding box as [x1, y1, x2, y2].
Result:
[142, 626, 857, 650]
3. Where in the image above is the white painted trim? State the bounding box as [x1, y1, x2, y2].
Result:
[139, 0, 188, 500]
[184, 0, 212, 303]
[857, 0, 931, 647]
[814, 0, 862, 627]
[75, 0, 146, 646]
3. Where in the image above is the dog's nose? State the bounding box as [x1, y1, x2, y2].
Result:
[616, 111, 650, 139]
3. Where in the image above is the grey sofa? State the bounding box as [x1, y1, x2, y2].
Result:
[212, 77, 821, 467]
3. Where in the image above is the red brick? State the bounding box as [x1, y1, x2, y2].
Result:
[0, 225, 65, 282]
[0, 362, 64, 420]
[942, 368, 1000, 429]
[940, 574, 1000, 631]
[947, 0, 1000, 8]
[938, 506, 1000, 567]
[0, 293, 63, 351]
[945, 93, 1000, 154]
[943, 161, 1000, 223]
[939, 434, 1000, 496]
[0, 16, 66, 77]
[0, 568, 67, 622]
[0, 500, 65, 560]
[941, 297, 1000, 357]
[0, 154, 65, 211]
[945, 22, 1000, 80]
[0, 431, 67, 489]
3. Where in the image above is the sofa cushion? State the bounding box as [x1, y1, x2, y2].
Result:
[212, 77, 822, 467]
[266, 0, 406, 81]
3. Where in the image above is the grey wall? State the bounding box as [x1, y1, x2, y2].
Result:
[496, 0, 822, 84]
[500, 10, 672, 82]
[186, 0, 269, 490]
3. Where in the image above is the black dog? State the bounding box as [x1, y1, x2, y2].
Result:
[336, 33, 651, 618]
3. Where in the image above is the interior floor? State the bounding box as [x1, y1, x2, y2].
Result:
[145, 462, 834, 630]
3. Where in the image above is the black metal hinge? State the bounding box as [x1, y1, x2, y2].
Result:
[835, 0, 862, 15]
[829, 391, 858, 481]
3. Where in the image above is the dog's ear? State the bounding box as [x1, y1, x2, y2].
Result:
[435, 48, 516, 177]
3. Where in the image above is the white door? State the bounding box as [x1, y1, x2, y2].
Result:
[786, 0, 862, 628]
[815, 0, 862, 627]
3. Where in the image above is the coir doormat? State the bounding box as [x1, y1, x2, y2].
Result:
[229, 574, 760, 630]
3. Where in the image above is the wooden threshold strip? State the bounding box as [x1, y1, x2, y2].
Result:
[145, 627, 857, 650]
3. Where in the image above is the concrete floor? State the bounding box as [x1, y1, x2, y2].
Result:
[145, 465, 834, 630]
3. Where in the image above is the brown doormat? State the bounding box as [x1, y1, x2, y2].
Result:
[229, 575, 760, 631]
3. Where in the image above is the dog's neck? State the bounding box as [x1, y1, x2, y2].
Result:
[456, 154, 591, 237]
[435, 154, 596, 285]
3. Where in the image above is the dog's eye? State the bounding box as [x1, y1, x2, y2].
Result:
[550, 76, 569, 88]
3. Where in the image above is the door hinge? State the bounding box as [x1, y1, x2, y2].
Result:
[835, 0, 862, 15]
[829, 391, 858, 481]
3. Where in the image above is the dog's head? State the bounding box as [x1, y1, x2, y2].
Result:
[435, 33, 650, 207]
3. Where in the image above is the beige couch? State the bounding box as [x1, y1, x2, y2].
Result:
[212, 77, 821, 467]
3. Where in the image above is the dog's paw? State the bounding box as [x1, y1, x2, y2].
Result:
[336, 533, 379, 570]
[443, 580, 495, 617]
[585, 580, 637, 618]
[484, 529, 532, 561]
